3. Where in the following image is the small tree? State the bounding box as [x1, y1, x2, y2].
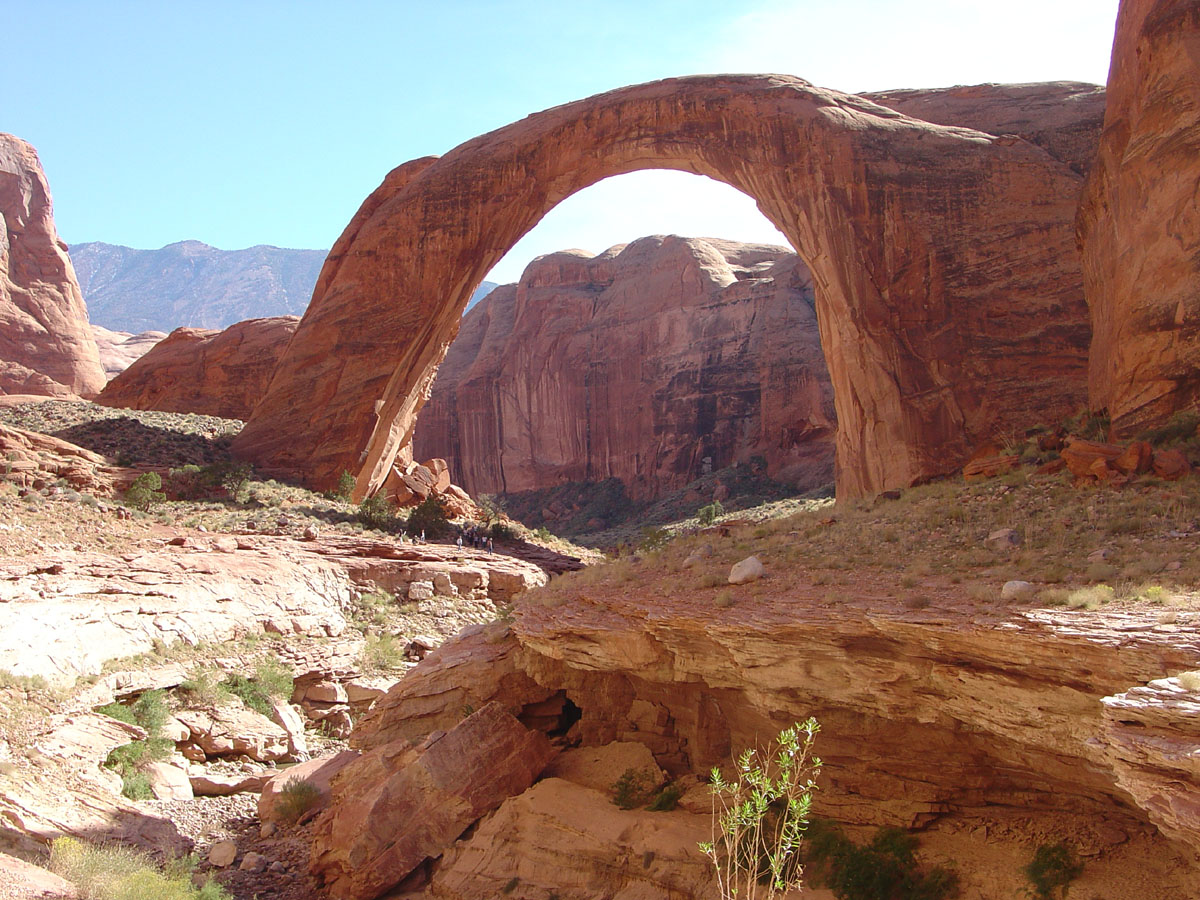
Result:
[408, 495, 451, 539]
[124, 472, 165, 511]
[698, 500, 725, 527]
[700, 718, 821, 900]
[1025, 842, 1083, 899]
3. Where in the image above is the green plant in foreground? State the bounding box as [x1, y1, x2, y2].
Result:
[1024, 842, 1083, 899]
[699, 718, 821, 900]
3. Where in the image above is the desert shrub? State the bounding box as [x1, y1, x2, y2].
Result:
[166, 465, 207, 500]
[1139, 410, 1200, 446]
[274, 776, 322, 825]
[329, 469, 357, 502]
[407, 495, 451, 539]
[700, 719, 822, 900]
[99, 688, 173, 798]
[358, 633, 406, 673]
[612, 767, 658, 810]
[638, 527, 671, 553]
[1066, 585, 1113, 609]
[177, 670, 233, 707]
[646, 782, 684, 812]
[124, 472, 165, 511]
[357, 494, 401, 532]
[221, 660, 292, 717]
[534, 525, 553, 541]
[50, 836, 230, 900]
[805, 822, 960, 900]
[1024, 842, 1083, 899]
[490, 521, 518, 540]
[698, 500, 725, 527]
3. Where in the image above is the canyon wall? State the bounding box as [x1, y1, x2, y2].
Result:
[0, 134, 105, 398]
[412, 236, 835, 500]
[233, 76, 1095, 502]
[97, 316, 299, 420]
[1078, 0, 1200, 435]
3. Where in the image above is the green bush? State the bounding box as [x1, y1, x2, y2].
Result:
[1024, 842, 1083, 899]
[804, 822, 960, 900]
[646, 782, 683, 811]
[177, 670, 233, 707]
[124, 472, 165, 511]
[490, 521, 518, 540]
[408, 495, 452, 540]
[612, 767, 658, 810]
[329, 469, 357, 502]
[221, 659, 293, 716]
[357, 494, 401, 532]
[274, 776, 322, 825]
[697, 500, 724, 527]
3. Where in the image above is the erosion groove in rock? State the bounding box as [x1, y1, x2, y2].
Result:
[98, 316, 299, 419]
[1078, 0, 1200, 434]
[233, 75, 1095, 501]
[414, 236, 834, 500]
[0, 134, 106, 397]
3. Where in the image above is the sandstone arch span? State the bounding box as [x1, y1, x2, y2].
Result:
[233, 74, 1092, 500]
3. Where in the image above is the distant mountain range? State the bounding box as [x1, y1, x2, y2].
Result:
[70, 240, 496, 333]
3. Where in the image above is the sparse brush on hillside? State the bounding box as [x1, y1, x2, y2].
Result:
[51, 836, 229, 900]
[98, 689, 174, 800]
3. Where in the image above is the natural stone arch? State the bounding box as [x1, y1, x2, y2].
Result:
[233, 74, 1090, 500]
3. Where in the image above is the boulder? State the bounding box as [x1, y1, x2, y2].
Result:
[143, 762, 194, 801]
[209, 841, 237, 868]
[1153, 448, 1192, 481]
[728, 556, 765, 585]
[189, 772, 271, 796]
[309, 702, 552, 900]
[268, 698, 308, 761]
[175, 702, 290, 762]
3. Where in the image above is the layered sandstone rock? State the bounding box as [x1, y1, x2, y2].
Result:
[413, 236, 835, 500]
[234, 75, 1095, 501]
[1078, 0, 1200, 434]
[335, 589, 1200, 898]
[867, 81, 1107, 175]
[0, 134, 105, 397]
[98, 316, 298, 419]
[90, 324, 165, 380]
[309, 701, 552, 900]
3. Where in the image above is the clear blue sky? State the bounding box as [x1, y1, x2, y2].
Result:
[6, 0, 1120, 284]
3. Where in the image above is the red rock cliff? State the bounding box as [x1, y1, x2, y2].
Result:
[0, 134, 105, 397]
[97, 316, 299, 420]
[1078, 0, 1200, 434]
[413, 236, 835, 500]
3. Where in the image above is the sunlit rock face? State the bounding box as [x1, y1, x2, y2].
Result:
[0, 134, 105, 398]
[1078, 0, 1200, 435]
[233, 74, 1095, 501]
[414, 235, 835, 501]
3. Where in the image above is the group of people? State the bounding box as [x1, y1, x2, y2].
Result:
[455, 525, 495, 553]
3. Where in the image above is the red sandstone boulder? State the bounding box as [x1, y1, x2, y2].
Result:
[1078, 0, 1200, 434]
[98, 316, 298, 419]
[309, 701, 552, 900]
[414, 236, 836, 500]
[0, 134, 105, 397]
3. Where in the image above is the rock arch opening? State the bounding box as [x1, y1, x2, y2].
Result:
[232, 74, 1092, 501]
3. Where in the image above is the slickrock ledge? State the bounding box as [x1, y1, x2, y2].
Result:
[0, 532, 547, 687]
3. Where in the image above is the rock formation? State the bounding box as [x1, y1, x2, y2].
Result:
[97, 316, 299, 420]
[0, 134, 105, 397]
[91, 324, 165, 380]
[233, 76, 1097, 502]
[326, 587, 1200, 899]
[1078, 0, 1200, 435]
[413, 236, 835, 500]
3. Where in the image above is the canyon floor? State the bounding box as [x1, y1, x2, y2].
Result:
[1, 401, 1199, 899]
